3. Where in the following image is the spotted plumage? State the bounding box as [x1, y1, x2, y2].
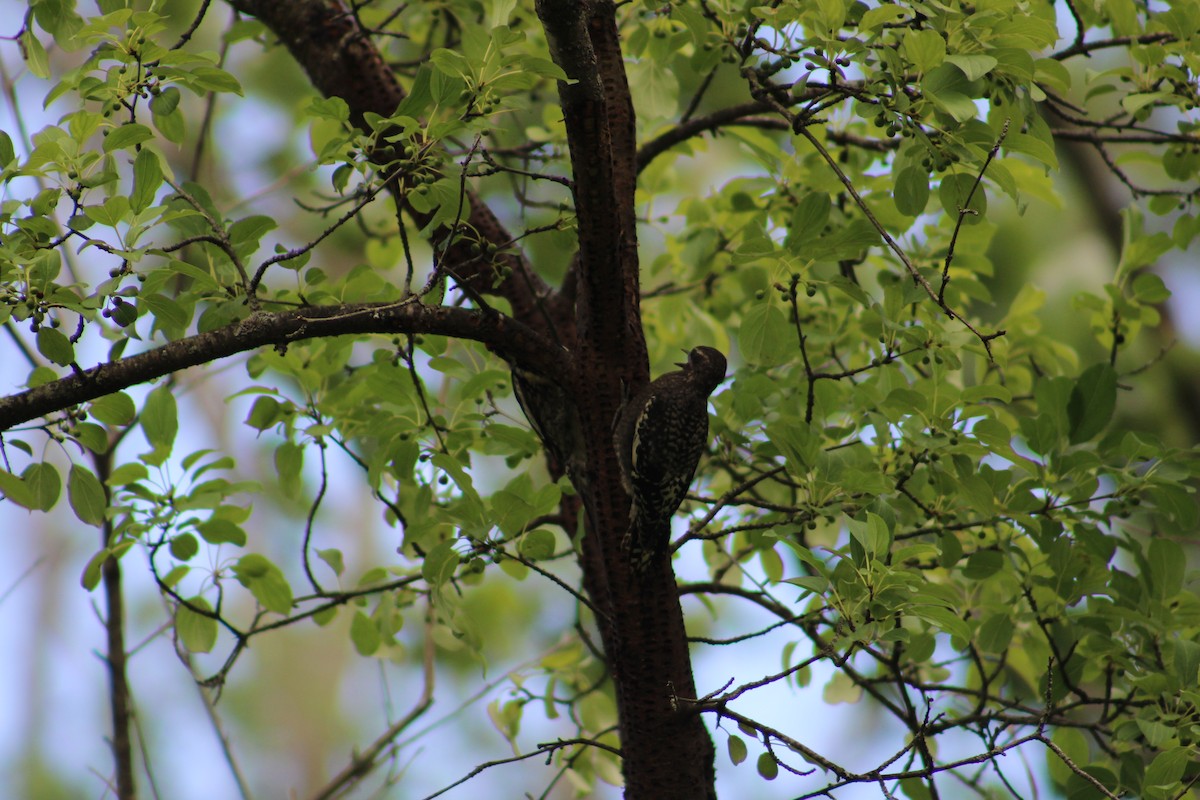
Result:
[613, 346, 727, 573]
[507, 359, 586, 487]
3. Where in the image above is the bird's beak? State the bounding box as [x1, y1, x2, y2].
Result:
[675, 349, 689, 369]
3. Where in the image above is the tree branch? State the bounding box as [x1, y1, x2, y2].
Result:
[0, 303, 564, 432]
[222, 0, 567, 337]
[307, 602, 437, 800]
[97, 452, 136, 800]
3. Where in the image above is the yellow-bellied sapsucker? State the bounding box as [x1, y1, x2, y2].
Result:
[613, 346, 726, 573]
[510, 361, 583, 480]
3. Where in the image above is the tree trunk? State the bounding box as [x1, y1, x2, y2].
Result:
[226, 1, 717, 795]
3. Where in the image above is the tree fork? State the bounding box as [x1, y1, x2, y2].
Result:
[215, 1, 715, 795]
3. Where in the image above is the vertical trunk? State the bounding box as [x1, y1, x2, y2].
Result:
[537, 1, 716, 796]
[103, 551, 136, 799]
[100, 450, 136, 799]
[228, 1, 718, 794]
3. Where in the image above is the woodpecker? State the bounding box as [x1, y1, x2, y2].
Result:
[613, 346, 727, 573]
[511, 362, 582, 479]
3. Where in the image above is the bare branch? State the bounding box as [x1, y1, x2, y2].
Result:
[0, 302, 566, 433]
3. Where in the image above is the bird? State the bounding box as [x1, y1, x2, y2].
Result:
[510, 361, 582, 480]
[613, 346, 727, 573]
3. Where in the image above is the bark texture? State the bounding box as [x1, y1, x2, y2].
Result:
[228, 1, 717, 795]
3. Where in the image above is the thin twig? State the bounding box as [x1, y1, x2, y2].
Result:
[418, 738, 622, 800]
[305, 603, 437, 800]
[301, 435, 329, 594]
[939, 120, 1010, 306]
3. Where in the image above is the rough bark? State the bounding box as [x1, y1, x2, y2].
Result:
[537, 1, 716, 797]
[226, 0, 573, 338]
[101, 508, 135, 800]
[0, 303, 562, 431]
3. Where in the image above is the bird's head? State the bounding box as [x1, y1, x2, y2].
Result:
[679, 346, 727, 394]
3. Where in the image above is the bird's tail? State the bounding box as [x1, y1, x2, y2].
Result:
[621, 517, 670, 574]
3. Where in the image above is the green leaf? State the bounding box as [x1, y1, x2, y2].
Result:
[80, 549, 110, 591]
[944, 54, 997, 81]
[151, 86, 182, 115]
[36, 327, 74, 366]
[909, 604, 972, 642]
[22, 30, 50, 79]
[1113, 231, 1171, 272]
[788, 193, 831, 244]
[976, 613, 1013, 653]
[813, 0, 844, 30]
[1006, 132, 1059, 170]
[1067, 364, 1117, 444]
[130, 147, 163, 213]
[516, 55, 567, 81]
[350, 611, 381, 655]
[1047, 727, 1089, 785]
[89, 392, 136, 426]
[235, 553, 270, 579]
[727, 735, 748, 766]
[860, 5, 909, 30]
[939, 173, 987, 222]
[904, 29, 945, 72]
[228, 215, 277, 255]
[67, 465, 107, 525]
[894, 167, 930, 217]
[0, 469, 34, 509]
[170, 533, 200, 561]
[1146, 538, 1185, 599]
[317, 547, 344, 577]
[822, 670, 863, 704]
[1132, 272, 1170, 304]
[786, 575, 829, 596]
[1121, 91, 1171, 115]
[756, 752, 779, 780]
[1144, 746, 1189, 790]
[102, 123, 154, 153]
[245, 396, 282, 430]
[189, 66, 244, 95]
[740, 302, 791, 366]
[422, 540, 460, 586]
[429, 48, 472, 79]
[1135, 718, 1176, 749]
[517, 528, 556, 561]
[0, 130, 14, 167]
[153, 106, 185, 144]
[111, 300, 138, 328]
[848, 513, 892, 558]
[307, 95, 350, 122]
[923, 66, 979, 122]
[141, 384, 178, 462]
[108, 462, 148, 486]
[141, 293, 189, 338]
[1034, 57, 1072, 94]
[275, 441, 303, 498]
[70, 423, 108, 454]
[196, 518, 247, 546]
[233, 554, 293, 614]
[24, 462, 61, 511]
[938, 532, 963, 568]
[1173, 639, 1200, 685]
[176, 597, 218, 653]
[962, 549, 1003, 579]
[753, 546, 779, 582]
[899, 777, 933, 800]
